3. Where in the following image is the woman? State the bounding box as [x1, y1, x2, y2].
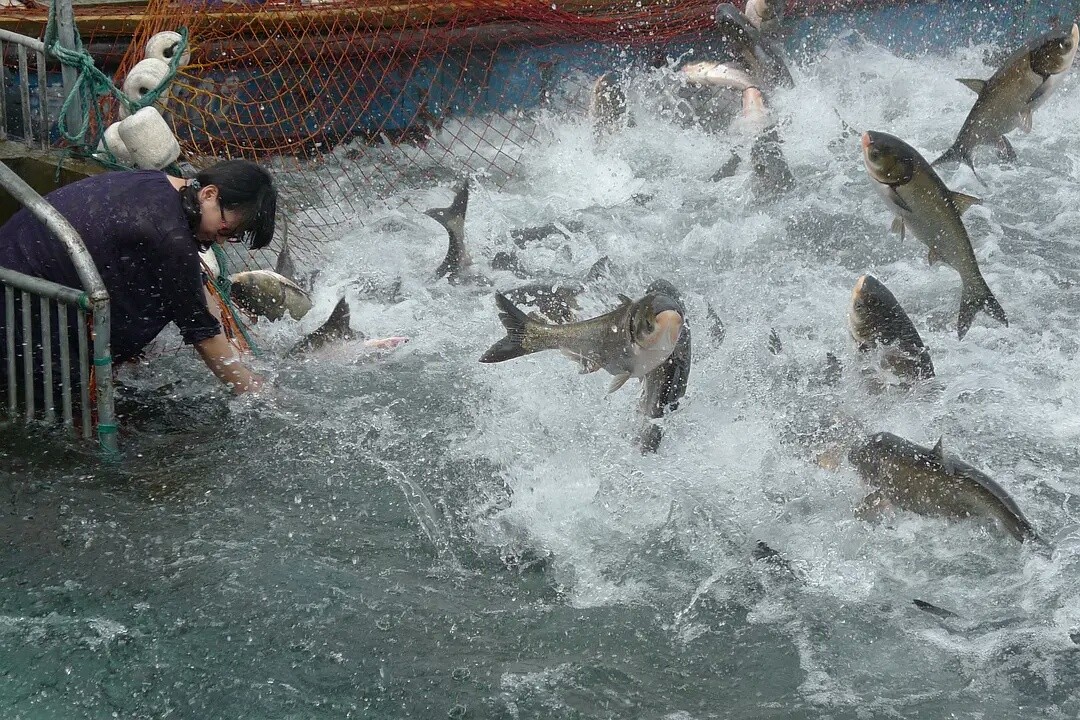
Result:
[0, 159, 276, 396]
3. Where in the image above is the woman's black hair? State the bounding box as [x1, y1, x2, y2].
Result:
[179, 159, 277, 250]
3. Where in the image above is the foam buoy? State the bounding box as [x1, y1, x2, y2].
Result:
[145, 31, 190, 67]
[121, 58, 171, 107]
[117, 107, 181, 170]
[97, 122, 134, 164]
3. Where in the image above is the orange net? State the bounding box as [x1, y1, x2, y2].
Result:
[115, 1, 723, 261]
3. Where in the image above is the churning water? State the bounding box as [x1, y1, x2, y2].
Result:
[5, 29, 1080, 719]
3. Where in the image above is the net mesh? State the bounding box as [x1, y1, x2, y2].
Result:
[103, 0, 720, 267]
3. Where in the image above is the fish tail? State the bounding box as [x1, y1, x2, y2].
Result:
[931, 141, 973, 174]
[479, 293, 537, 363]
[957, 281, 1008, 340]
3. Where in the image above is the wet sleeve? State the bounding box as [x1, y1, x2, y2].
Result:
[154, 216, 222, 345]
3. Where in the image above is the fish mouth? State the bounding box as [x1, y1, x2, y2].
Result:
[640, 309, 684, 350]
[650, 294, 684, 316]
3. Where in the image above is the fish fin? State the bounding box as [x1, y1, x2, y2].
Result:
[479, 292, 535, 363]
[957, 281, 1008, 340]
[289, 296, 352, 354]
[890, 216, 905, 241]
[608, 372, 632, 393]
[956, 77, 986, 94]
[583, 256, 612, 284]
[274, 225, 296, 281]
[931, 142, 977, 177]
[932, 437, 945, 460]
[562, 350, 601, 373]
[912, 598, 960, 619]
[950, 191, 982, 214]
[927, 246, 942, 266]
[996, 135, 1017, 161]
[427, 181, 471, 281]
[1017, 109, 1033, 133]
[616, 293, 634, 306]
[888, 187, 913, 213]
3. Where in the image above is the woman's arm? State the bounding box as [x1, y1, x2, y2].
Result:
[194, 332, 264, 394]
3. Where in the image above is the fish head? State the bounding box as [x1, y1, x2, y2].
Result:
[847, 431, 901, 483]
[848, 274, 898, 343]
[1029, 23, 1080, 77]
[861, 131, 915, 187]
[630, 292, 685, 359]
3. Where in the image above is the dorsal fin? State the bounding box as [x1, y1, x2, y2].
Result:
[956, 78, 986, 94]
[617, 293, 633, 305]
[932, 437, 945, 461]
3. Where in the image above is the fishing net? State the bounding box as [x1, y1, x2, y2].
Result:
[101, 0, 722, 266]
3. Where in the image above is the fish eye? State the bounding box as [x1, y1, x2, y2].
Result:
[867, 147, 881, 162]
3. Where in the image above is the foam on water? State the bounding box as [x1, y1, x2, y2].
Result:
[16, 30, 1080, 717]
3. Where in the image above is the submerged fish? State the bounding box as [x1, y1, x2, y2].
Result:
[861, 130, 1007, 339]
[713, 3, 794, 89]
[480, 290, 684, 393]
[638, 279, 692, 453]
[933, 23, 1079, 170]
[589, 71, 629, 135]
[848, 432, 1041, 543]
[229, 269, 313, 321]
[750, 125, 795, 201]
[849, 274, 935, 383]
[425, 181, 473, 283]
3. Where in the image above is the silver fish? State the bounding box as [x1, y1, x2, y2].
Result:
[849, 274, 934, 383]
[425, 181, 473, 283]
[861, 130, 1007, 339]
[679, 60, 759, 91]
[744, 0, 785, 35]
[229, 269, 313, 321]
[713, 3, 794, 89]
[933, 23, 1079, 170]
[750, 125, 795, 201]
[848, 432, 1041, 543]
[480, 290, 684, 393]
[638, 279, 692, 453]
[589, 71, 629, 135]
[288, 296, 354, 355]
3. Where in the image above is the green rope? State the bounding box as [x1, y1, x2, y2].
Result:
[41, 2, 189, 161]
[209, 244, 262, 358]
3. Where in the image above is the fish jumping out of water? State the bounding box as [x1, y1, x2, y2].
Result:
[425, 180, 474, 284]
[288, 296, 409, 357]
[638, 279, 692, 453]
[848, 431, 1042, 543]
[712, 3, 794, 89]
[480, 290, 685, 393]
[744, 0, 785, 35]
[229, 269, 313, 322]
[933, 23, 1079, 171]
[861, 130, 1007, 339]
[589, 71, 630, 136]
[849, 274, 935, 383]
[679, 60, 760, 91]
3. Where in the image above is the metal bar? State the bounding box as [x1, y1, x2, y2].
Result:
[20, 290, 33, 421]
[0, 163, 109, 304]
[53, 0, 84, 140]
[5, 285, 14, 417]
[40, 296, 53, 423]
[0, 39, 7, 142]
[0, 30, 47, 54]
[36, 50, 49, 150]
[17, 44, 32, 146]
[0, 267, 88, 306]
[58, 302, 72, 427]
[91, 302, 117, 454]
[77, 307, 90, 439]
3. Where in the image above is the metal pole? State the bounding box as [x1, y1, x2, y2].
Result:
[5, 285, 15, 417]
[91, 298, 117, 455]
[21, 290, 33, 421]
[77, 306, 89, 438]
[53, 0, 83, 138]
[40, 296, 54, 423]
[36, 50, 49, 150]
[58, 302, 72, 427]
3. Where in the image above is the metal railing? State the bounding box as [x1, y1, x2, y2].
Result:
[0, 13, 116, 453]
[0, 163, 117, 453]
